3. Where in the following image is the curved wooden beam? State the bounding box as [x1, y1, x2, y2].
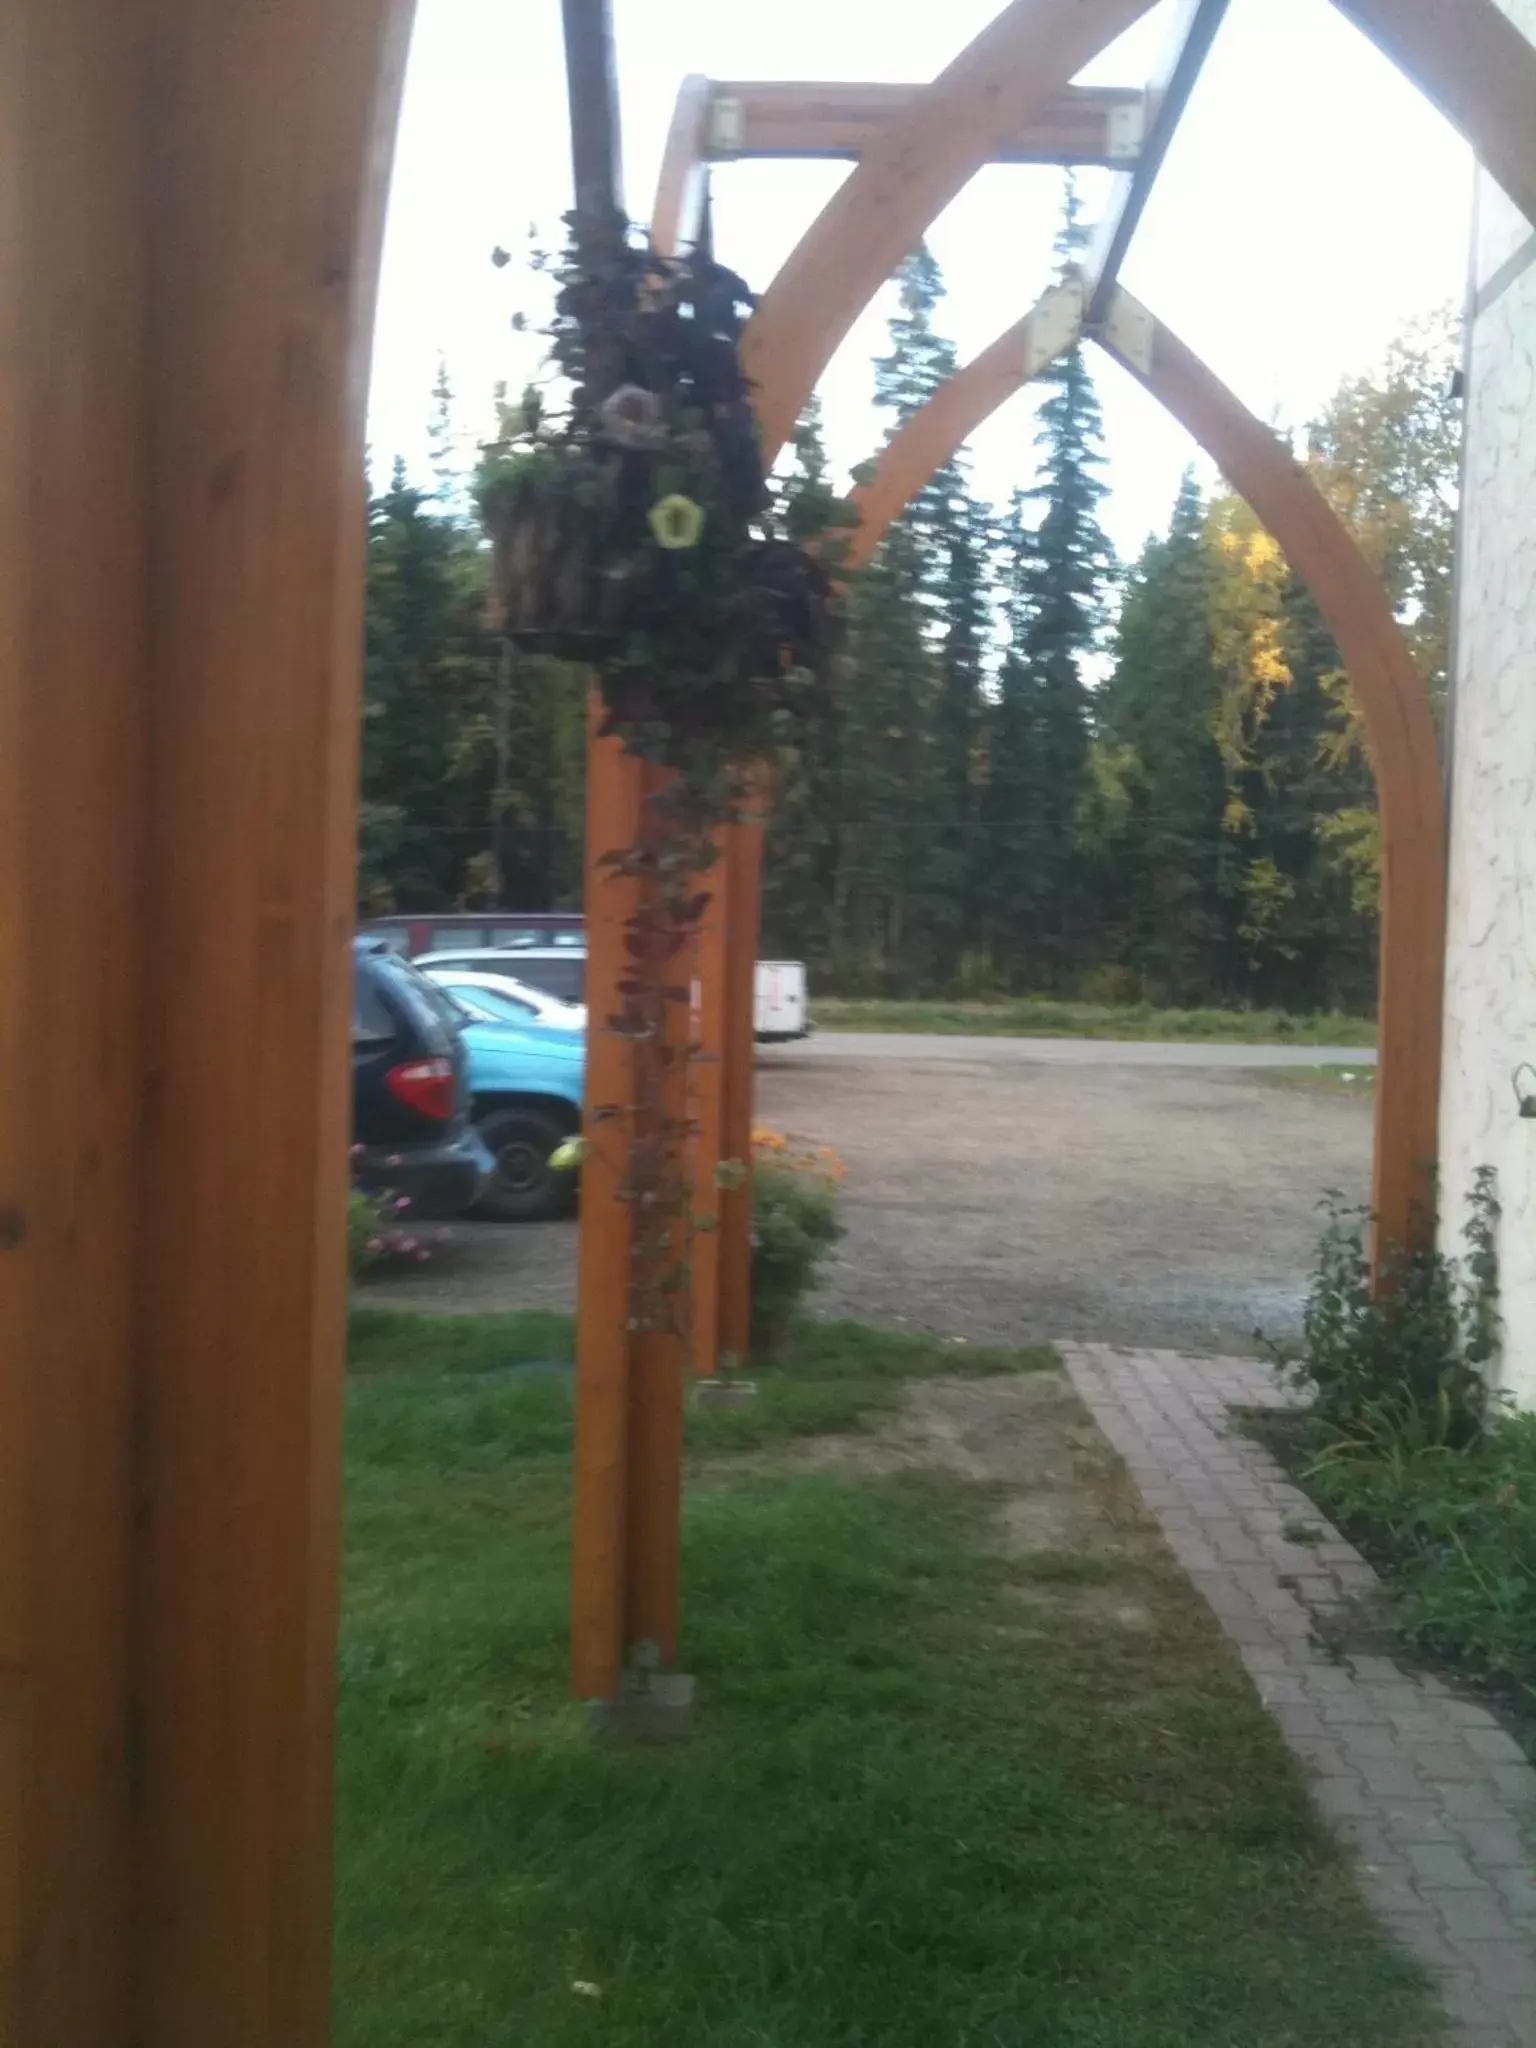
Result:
[1102, 296, 1448, 1267]
[1097, 291, 1446, 1260]
[1094, 291, 1445, 1260]
[1332, 0, 1536, 226]
[843, 287, 1444, 1261]
[741, 0, 1159, 467]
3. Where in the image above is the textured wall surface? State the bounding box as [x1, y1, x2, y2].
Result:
[1440, 0, 1536, 1406]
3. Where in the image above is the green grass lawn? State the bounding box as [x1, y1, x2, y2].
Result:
[336, 1309, 1438, 2048]
[810, 996, 1378, 1045]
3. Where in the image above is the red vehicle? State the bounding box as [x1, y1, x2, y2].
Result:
[362, 911, 584, 959]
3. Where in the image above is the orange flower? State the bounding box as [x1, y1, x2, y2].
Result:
[751, 1125, 844, 1185]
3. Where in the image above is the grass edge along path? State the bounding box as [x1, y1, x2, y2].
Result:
[811, 995, 1378, 1046]
[336, 1308, 1440, 2048]
[1255, 1406, 1536, 1758]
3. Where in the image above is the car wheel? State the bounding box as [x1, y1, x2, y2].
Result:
[473, 1107, 573, 1222]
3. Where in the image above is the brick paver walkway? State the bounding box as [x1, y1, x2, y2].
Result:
[1060, 1343, 1536, 2048]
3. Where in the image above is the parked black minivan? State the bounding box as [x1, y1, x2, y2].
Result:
[351, 938, 492, 1217]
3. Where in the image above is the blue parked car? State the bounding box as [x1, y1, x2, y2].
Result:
[454, 1007, 585, 1222]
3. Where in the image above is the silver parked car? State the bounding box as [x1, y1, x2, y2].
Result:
[416, 946, 588, 1008]
[421, 964, 587, 1033]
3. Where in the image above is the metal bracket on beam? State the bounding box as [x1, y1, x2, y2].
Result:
[709, 94, 745, 156]
[1100, 289, 1155, 376]
[1105, 100, 1145, 163]
[1023, 280, 1085, 378]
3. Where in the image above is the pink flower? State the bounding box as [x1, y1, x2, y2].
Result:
[415, 1250, 431, 1263]
[394, 1195, 412, 1211]
[386, 1153, 404, 1168]
[349, 1143, 365, 1160]
[600, 383, 661, 447]
[365, 1236, 384, 1254]
[398, 1237, 418, 1253]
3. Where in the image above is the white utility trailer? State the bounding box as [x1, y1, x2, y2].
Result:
[754, 960, 809, 1043]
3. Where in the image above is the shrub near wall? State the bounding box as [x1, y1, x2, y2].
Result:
[1268, 1172, 1536, 1737]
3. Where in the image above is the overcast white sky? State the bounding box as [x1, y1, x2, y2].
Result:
[368, 0, 1474, 562]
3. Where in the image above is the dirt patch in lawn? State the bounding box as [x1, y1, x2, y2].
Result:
[773, 1370, 1168, 1631]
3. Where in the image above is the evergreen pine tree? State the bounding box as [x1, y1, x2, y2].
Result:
[361, 459, 487, 908]
[874, 245, 959, 429]
[761, 400, 847, 969]
[986, 182, 1113, 989]
[427, 358, 463, 511]
[856, 243, 991, 988]
[872, 244, 967, 613]
[924, 493, 989, 985]
[832, 515, 943, 987]
[361, 433, 585, 915]
[1091, 470, 1228, 1000]
[777, 395, 842, 545]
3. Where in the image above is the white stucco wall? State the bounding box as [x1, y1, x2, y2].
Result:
[1439, 0, 1536, 1407]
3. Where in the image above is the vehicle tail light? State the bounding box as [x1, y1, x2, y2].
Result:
[386, 1056, 455, 1121]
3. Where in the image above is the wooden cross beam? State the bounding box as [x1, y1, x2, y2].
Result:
[702, 80, 1144, 167]
[653, 75, 1146, 259]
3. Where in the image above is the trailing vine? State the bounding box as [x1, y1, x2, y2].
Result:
[476, 212, 845, 1339]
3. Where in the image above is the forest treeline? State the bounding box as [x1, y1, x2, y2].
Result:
[361, 212, 1457, 1014]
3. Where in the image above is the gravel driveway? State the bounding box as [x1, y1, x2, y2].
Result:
[355, 1037, 1373, 1355]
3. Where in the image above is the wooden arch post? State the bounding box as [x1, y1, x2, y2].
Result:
[844, 283, 1445, 1261]
[570, 33, 719, 1701]
[0, 0, 413, 2042]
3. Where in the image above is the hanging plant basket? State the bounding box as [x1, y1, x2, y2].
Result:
[479, 447, 625, 658]
[473, 215, 845, 772]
